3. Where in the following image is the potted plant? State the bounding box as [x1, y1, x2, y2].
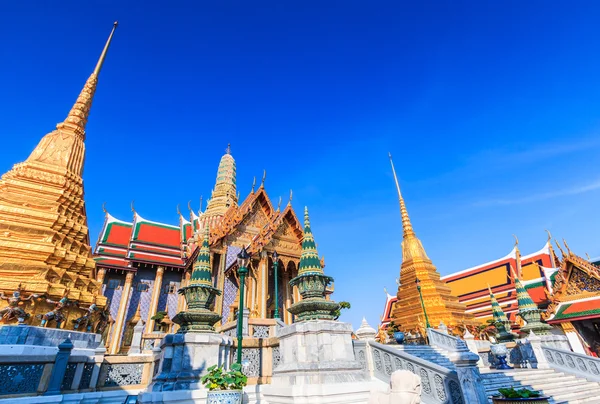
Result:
[201, 363, 248, 404]
[491, 387, 549, 404]
[386, 321, 405, 344]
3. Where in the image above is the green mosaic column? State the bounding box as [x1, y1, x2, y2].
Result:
[487, 284, 516, 342]
[288, 207, 339, 321]
[173, 226, 221, 333]
[512, 270, 552, 335]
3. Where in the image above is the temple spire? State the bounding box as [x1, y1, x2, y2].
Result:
[61, 21, 118, 135]
[389, 153, 415, 238]
[487, 283, 515, 341]
[93, 21, 118, 75]
[298, 207, 323, 275]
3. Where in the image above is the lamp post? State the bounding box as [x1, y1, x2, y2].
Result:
[273, 251, 280, 319]
[236, 247, 251, 364]
[415, 277, 431, 329]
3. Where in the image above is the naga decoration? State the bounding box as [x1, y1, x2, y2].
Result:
[0, 285, 42, 324]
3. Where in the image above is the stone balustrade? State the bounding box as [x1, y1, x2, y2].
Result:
[358, 340, 464, 404]
[0, 336, 157, 399]
[540, 345, 600, 382]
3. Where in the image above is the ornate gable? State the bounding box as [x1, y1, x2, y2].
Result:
[544, 253, 600, 320]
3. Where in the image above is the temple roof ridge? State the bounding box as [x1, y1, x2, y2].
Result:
[441, 246, 517, 280]
[105, 212, 132, 226]
[133, 212, 179, 230]
[521, 241, 552, 261]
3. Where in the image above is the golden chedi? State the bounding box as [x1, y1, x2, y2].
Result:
[388, 154, 476, 332]
[0, 23, 118, 327]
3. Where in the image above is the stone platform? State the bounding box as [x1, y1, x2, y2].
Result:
[263, 320, 376, 404]
[0, 326, 101, 349]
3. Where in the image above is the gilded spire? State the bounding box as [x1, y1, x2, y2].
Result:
[389, 153, 415, 238]
[190, 226, 212, 287]
[61, 21, 118, 136]
[298, 207, 323, 275]
[288, 189, 293, 206]
[389, 153, 429, 263]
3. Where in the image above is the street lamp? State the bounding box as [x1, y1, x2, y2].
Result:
[272, 251, 280, 319]
[415, 277, 431, 329]
[236, 247, 251, 364]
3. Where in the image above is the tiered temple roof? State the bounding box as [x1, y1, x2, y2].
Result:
[441, 240, 559, 323]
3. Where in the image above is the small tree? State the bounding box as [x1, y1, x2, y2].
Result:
[333, 301, 351, 320]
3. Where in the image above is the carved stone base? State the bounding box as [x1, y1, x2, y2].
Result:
[141, 332, 234, 394]
[172, 309, 221, 333]
[287, 298, 339, 321]
[519, 310, 552, 336]
[263, 320, 371, 403]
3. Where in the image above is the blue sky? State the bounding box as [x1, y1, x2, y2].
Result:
[2, 2, 600, 330]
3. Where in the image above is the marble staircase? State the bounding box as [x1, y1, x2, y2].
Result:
[481, 368, 600, 404]
[395, 343, 600, 404]
[392, 344, 457, 371]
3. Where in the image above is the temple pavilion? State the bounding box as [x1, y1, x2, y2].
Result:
[94, 147, 332, 354]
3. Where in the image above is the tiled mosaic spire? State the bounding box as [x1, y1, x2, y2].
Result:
[488, 284, 515, 341]
[288, 206, 339, 321]
[298, 207, 323, 275]
[488, 284, 510, 323]
[512, 267, 552, 335]
[190, 227, 212, 287]
[512, 268, 537, 312]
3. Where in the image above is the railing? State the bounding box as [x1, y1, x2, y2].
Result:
[360, 341, 465, 404]
[427, 328, 468, 352]
[541, 345, 600, 382]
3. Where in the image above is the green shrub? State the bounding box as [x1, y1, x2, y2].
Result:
[201, 363, 248, 391]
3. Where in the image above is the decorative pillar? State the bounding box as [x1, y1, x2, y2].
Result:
[283, 270, 292, 324]
[146, 266, 165, 334]
[463, 329, 485, 368]
[260, 251, 268, 318]
[109, 271, 134, 355]
[96, 268, 107, 283]
[214, 247, 228, 321]
[44, 338, 73, 395]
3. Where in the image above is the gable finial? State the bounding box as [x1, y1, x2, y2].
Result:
[287, 189, 293, 206]
[251, 177, 256, 194]
[131, 200, 136, 214]
[177, 204, 181, 216]
[586, 252, 591, 260]
[545, 229, 552, 243]
[260, 170, 266, 189]
[562, 238, 572, 256]
[102, 202, 107, 214]
[277, 196, 282, 212]
[554, 239, 566, 258]
[199, 195, 203, 213]
[513, 234, 519, 248]
[187, 200, 192, 213]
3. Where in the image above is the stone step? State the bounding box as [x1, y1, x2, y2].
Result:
[553, 389, 600, 403]
[484, 376, 580, 391]
[482, 374, 577, 387]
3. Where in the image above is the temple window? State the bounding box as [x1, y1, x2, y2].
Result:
[164, 282, 178, 294]
[136, 282, 149, 292]
[107, 279, 121, 289]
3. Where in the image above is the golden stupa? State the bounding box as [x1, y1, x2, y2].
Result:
[388, 154, 476, 332]
[0, 22, 118, 325]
